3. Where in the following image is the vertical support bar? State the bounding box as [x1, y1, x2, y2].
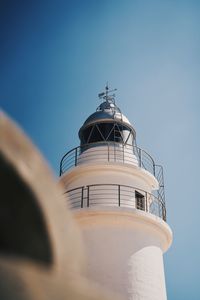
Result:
[81, 187, 84, 208]
[145, 192, 148, 212]
[164, 207, 167, 222]
[108, 143, 110, 162]
[118, 185, 121, 207]
[153, 161, 155, 176]
[87, 186, 90, 207]
[75, 147, 78, 166]
[59, 162, 62, 176]
[139, 148, 142, 168]
[123, 144, 125, 163]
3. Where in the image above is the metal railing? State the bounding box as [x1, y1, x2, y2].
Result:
[60, 142, 156, 176]
[65, 184, 166, 221]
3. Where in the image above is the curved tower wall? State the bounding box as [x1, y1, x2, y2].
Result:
[74, 209, 171, 300]
[61, 145, 159, 212]
[77, 144, 138, 167]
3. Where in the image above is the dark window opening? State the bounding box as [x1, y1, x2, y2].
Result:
[84, 125, 103, 143]
[97, 123, 114, 141]
[81, 122, 134, 146]
[135, 191, 145, 211]
[81, 126, 93, 144]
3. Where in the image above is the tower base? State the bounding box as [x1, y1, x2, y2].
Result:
[74, 207, 172, 300]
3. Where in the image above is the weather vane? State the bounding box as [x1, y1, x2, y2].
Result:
[98, 83, 117, 104]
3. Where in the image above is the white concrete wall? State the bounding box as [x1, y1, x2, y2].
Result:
[75, 209, 172, 300]
[60, 150, 172, 300]
[129, 246, 166, 300]
[61, 163, 158, 195]
[77, 145, 138, 167]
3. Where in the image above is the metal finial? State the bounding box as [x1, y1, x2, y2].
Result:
[98, 84, 117, 104]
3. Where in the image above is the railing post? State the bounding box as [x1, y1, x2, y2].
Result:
[123, 144, 125, 163]
[164, 207, 166, 222]
[75, 148, 78, 166]
[81, 187, 84, 208]
[87, 186, 89, 207]
[114, 143, 116, 162]
[139, 148, 142, 168]
[59, 162, 62, 176]
[153, 162, 155, 176]
[118, 185, 121, 207]
[108, 143, 110, 162]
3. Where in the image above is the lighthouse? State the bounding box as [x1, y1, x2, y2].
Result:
[59, 86, 173, 300]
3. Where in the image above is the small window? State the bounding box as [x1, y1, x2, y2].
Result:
[135, 191, 145, 211]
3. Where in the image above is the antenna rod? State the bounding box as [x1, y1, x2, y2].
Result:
[105, 83, 109, 101]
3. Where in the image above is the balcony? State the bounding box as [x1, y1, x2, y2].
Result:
[61, 142, 158, 174]
[65, 184, 166, 221]
[60, 142, 166, 221]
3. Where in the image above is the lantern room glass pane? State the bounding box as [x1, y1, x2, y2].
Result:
[80, 122, 134, 145]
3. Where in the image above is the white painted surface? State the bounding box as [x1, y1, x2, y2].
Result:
[115, 112, 132, 125]
[77, 145, 138, 167]
[61, 163, 158, 194]
[74, 209, 172, 300]
[60, 141, 172, 300]
[129, 246, 167, 300]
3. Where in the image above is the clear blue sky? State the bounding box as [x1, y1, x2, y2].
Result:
[1, 1, 200, 299]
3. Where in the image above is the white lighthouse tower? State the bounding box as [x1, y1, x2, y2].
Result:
[60, 86, 173, 300]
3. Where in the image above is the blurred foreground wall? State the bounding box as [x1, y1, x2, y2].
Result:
[0, 111, 120, 300]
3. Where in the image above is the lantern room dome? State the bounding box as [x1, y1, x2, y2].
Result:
[80, 93, 134, 129]
[78, 86, 136, 145]
[82, 109, 132, 128]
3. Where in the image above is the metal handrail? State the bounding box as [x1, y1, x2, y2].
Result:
[65, 183, 166, 221]
[60, 142, 155, 176]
